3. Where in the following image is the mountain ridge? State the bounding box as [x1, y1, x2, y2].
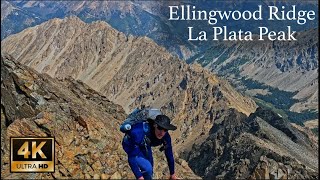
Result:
[1, 16, 257, 154]
[1, 15, 318, 179]
[184, 107, 318, 179]
[1, 53, 200, 179]
[188, 30, 318, 113]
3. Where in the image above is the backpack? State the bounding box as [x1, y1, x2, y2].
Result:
[121, 107, 169, 155]
[119, 107, 162, 133]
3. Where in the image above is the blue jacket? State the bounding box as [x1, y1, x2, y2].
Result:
[122, 122, 175, 178]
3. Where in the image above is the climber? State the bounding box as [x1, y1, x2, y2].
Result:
[122, 114, 178, 180]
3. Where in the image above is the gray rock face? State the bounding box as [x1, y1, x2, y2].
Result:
[183, 108, 318, 179]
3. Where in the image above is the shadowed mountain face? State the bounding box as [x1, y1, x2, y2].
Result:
[187, 30, 318, 114]
[1, 54, 200, 179]
[1, 16, 257, 154]
[183, 107, 318, 179]
[1, 0, 195, 59]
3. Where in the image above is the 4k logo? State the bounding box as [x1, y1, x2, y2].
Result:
[10, 137, 55, 173]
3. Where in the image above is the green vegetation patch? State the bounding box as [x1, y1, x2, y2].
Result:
[311, 128, 319, 137]
[241, 77, 318, 125]
[187, 45, 227, 66]
[219, 57, 248, 76]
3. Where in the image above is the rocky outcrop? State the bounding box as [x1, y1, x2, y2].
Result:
[1, 16, 257, 155]
[1, 54, 200, 179]
[1, 53, 127, 179]
[183, 107, 318, 179]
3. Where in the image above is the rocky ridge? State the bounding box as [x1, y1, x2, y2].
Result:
[1, 53, 318, 179]
[2, 1, 318, 60]
[1, 16, 318, 178]
[1, 3, 318, 179]
[1, 0, 194, 59]
[1, 54, 199, 179]
[1, 16, 257, 154]
[183, 107, 318, 179]
[1, 1, 43, 40]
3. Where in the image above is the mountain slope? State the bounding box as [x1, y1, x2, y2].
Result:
[2, 1, 317, 116]
[1, 54, 200, 179]
[1, 16, 318, 179]
[1, 16, 257, 153]
[1, 53, 128, 179]
[1, 53, 317, 179]
[3, 1, 317, 59]
[188, 30, 318, 114]
[1, 1, 43, 39]
[1, 0, 195, 59]
[184, 107, 318, 179]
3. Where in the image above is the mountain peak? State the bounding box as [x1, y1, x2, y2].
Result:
[1, 54, 200, 179]
[1, 16, 257, 155]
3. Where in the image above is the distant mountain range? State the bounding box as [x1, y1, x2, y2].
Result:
[188, 29, 318, 114]
[1, 1, 318, 118]
[1, 1, 43, 39]
[1, 1, 194, 59]
[1, 1, 318, 178]
[2, 1, 318, 59]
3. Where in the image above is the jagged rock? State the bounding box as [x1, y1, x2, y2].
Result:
[92, 161, 103, 171]
[181, 159, 189, 169]
[1, 16, 256, 160]
[1, 54, 200, 179]
[251, 163, 270, 179]
[1, 54, 128, 179]
[85, 173, 91, 179]
[184, 108, 318, 179]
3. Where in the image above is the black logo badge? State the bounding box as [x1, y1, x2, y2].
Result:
[10, 137, 55, 172]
